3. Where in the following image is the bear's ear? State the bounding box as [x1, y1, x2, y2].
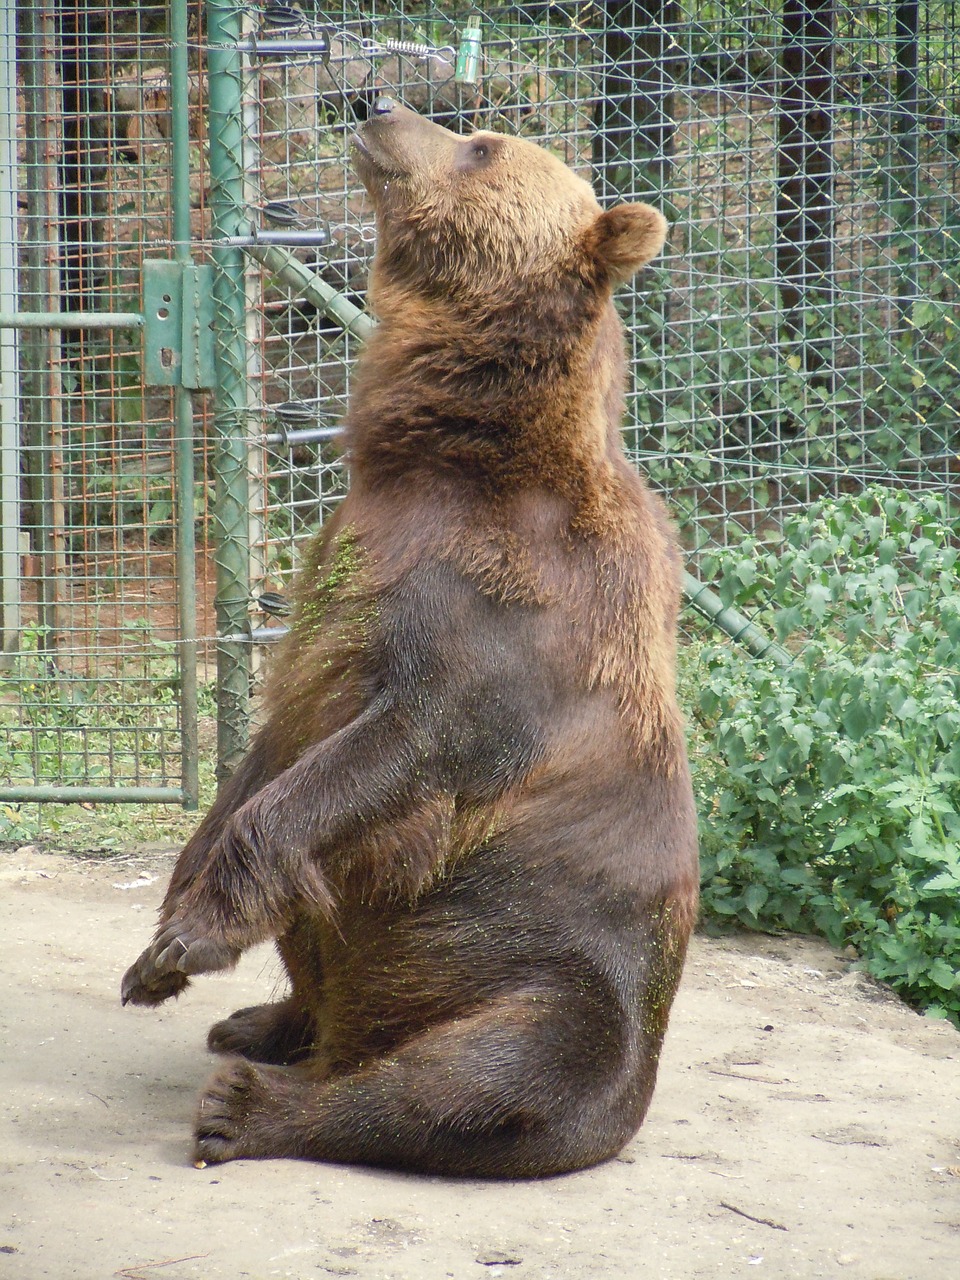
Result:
[585, 203, 668, 283]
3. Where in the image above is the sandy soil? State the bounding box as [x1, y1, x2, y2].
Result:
[1, 845, 958, 1280]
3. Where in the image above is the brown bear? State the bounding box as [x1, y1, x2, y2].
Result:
[121, 99, 699, 1178]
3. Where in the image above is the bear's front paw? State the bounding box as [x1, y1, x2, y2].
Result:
[193, 1059, 266, 1166]
[119, 955, 190, 1007]
[120, 919, 241, 1007]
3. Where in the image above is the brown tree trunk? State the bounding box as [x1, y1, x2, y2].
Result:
[593, 1, 678, 205]
[776, 0, 835, 377]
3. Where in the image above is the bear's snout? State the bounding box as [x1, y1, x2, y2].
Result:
[354, 103, 463, 197]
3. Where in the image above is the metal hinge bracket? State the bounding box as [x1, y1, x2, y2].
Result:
[143, 260, 216, 389]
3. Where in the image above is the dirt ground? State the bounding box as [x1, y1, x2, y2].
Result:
[1, 846, 958, 1280]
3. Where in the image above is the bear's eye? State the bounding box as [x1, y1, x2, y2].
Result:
[457, 139, 496, 173]
[467, 141, 496, 166]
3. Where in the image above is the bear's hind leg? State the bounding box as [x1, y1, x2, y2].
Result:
[208, 921, 322, 1064]
[207, 997, 315, 1065]
[193, 989, 645, 1178]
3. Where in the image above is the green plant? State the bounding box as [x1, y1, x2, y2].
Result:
[684, 487, 960, 1025]
[0, 625, 219, 850]
[0, 623, 185, 787]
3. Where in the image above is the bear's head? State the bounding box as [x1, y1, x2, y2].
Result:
[352, 100, 667, 312]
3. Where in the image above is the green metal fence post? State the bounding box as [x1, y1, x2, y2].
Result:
[244, 243, 374, 340]
[207, 0, 253, 783]
[171, 0, 200, 808]
[682, 572, 793, 668]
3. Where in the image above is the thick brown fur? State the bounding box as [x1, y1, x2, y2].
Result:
[121, 103, 699, 1178]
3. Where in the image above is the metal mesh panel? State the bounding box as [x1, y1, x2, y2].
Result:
[241, 1, 959, 613]
[0, 1, 211, 798]
[622, 1, 960, 546]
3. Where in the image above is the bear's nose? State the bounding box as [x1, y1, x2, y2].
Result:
[373, 95, 398, 116]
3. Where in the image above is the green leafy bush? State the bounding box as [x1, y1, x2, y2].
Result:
[685, 487, 960, 1025]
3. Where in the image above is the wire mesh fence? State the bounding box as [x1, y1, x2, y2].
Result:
[239, 1, 959, 614]
[0, 1, 216, 802]
[1, 0, 958, 801]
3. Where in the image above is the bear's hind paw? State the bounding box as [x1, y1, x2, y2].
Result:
[207, 999, 314, 1065]
[193, 1059, 258, 1165]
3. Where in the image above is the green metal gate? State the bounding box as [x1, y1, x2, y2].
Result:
[0, 0, 204, 806]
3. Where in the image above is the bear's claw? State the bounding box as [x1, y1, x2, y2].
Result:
[121, 919, 241, 1006]
[120, 961, 189, 1007]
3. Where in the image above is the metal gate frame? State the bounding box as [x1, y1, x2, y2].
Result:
[0, 0, 200, 806]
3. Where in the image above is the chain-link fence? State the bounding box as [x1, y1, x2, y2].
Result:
[243, 1, 959, 581]
[1, 1, 958, 802]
